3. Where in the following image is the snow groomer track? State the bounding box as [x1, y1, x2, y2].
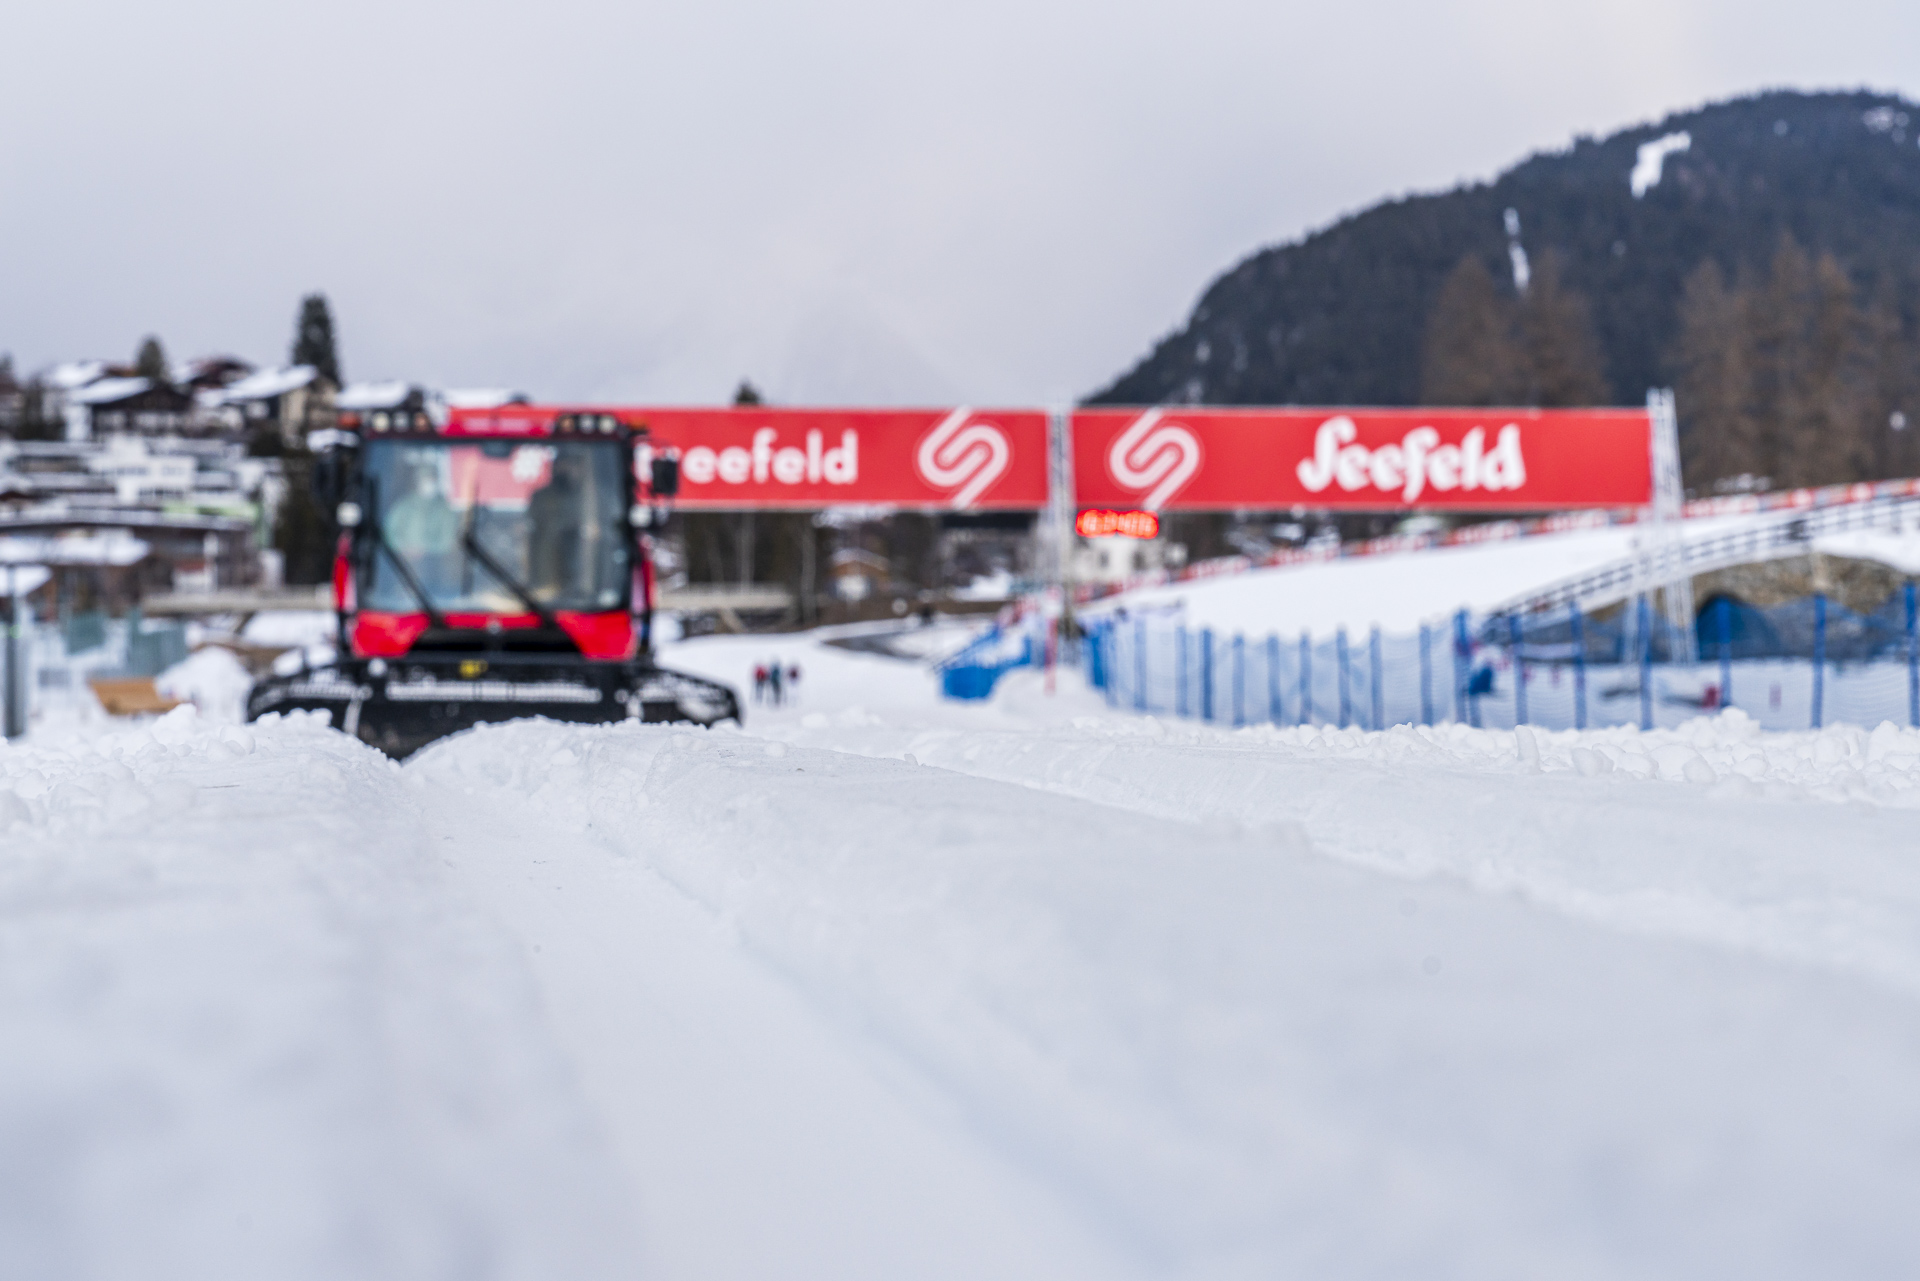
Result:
[9, 629, 1920, 1280]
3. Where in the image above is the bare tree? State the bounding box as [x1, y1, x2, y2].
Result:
[1517, 251, 1609, 407]
[1420, 256, 1527, 406]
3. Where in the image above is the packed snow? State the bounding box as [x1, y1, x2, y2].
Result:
[155, 645, 255, 722]
[7, 621, 1920, 1277]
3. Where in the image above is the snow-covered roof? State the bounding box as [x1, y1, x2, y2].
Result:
[173, 355, 254, 387]
[337, 381, 416, 411]
[0, 530, 152, 568]
[47, 360, 109, 390]
[219, 365, 319, 403]
[69, 377, 153, 405]
[0, 565, 52, 596]
[442, 389, 531, 410]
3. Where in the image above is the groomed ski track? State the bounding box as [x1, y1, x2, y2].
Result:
[10, 628, 1920, 1277]
[414, 740, 1137, 1281]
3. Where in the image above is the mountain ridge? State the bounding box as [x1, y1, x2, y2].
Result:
[1089, 89, 1920, 420]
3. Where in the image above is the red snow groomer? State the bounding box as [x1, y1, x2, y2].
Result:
[246, 403, 740, 757]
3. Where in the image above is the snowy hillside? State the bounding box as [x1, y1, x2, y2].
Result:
[1083, 514, 1920, 635]
[7, 629, 1920, 1277]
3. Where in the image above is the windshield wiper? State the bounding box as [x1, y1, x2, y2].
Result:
[365, 478, 446, 628]
[460, 524, 560, 629]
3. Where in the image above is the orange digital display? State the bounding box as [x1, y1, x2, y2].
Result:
[1076, 509, 1160, 539]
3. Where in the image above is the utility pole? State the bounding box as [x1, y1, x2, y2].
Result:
[4, 562, 24, 740]
[1046, 406, 1076, 633]
[1647, 388, 1695, 661]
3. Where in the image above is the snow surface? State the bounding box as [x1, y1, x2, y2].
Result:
[0, 565, 53, 596]
[1084, 523, 1653, 634]
[0, 709, 634, 1279]
[1085, 516, 1920, 637]
[10, 628, 1920, 1277]
[156, 646, 256, 723]
[1812, 525, 1920, 575]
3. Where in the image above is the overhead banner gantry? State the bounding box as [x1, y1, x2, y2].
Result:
[444, 404, 1655, 513]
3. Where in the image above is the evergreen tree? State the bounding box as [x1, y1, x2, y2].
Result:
[1750, 236, 1867, 488]
[1420, 256, 1526, 405]
[1669, 235, 1895, 493]
[1516, 251, 1609, 406]
[134, 336, 170, 384]
[733, 380, 763, 406]
[273, 454, 333, 584]
[292, 294, 342, 385]
[1674, 260, 1761, 486]
[1858, 292, 1920, 479]
[15, 376, 61, 442]
[0, 355, 18, 436]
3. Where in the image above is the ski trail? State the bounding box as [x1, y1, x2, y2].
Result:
[751, 715, 1920, 998]
[412, 741, 1140, 1281]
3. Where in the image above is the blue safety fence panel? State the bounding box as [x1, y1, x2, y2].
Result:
[1083, 587, 1920, 732]
[936, 620, 1038, 701]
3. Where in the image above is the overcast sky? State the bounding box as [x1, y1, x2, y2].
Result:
[4, 1, 1918, 406]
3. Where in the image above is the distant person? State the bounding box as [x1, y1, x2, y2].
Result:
[752, 663, 768, 705]
[787, 663, 801, 701]
[768, 659, 784, 707]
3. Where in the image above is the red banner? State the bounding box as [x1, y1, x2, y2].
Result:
[446, 406, 1050, 510]
[1071, 408, 1652, 511]
[441, 404, 1653, 511]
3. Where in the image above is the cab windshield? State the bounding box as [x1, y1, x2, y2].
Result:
[360, 438, 629, 615]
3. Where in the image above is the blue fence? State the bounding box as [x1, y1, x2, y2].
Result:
[1086, 585, 1920, 732]
[936, 621, 1039, 700]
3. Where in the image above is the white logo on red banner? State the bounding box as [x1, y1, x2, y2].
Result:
[1107, 409, 1201, 510]
[1295, 416, 1527, 501]
[915, 408, 1010, 508]
[681, 427, 860, 488]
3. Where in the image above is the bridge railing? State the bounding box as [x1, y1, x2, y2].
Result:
[1494, 493, 1920, 619]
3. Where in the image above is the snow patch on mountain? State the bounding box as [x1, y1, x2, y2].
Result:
[1631, 130, 1691, 197]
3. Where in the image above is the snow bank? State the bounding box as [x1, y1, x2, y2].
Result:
[767, 703, 1920, 995]
[0, 708, 636, 1279]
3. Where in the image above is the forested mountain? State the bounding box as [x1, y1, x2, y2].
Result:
[1091, 90, 1920, 492]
